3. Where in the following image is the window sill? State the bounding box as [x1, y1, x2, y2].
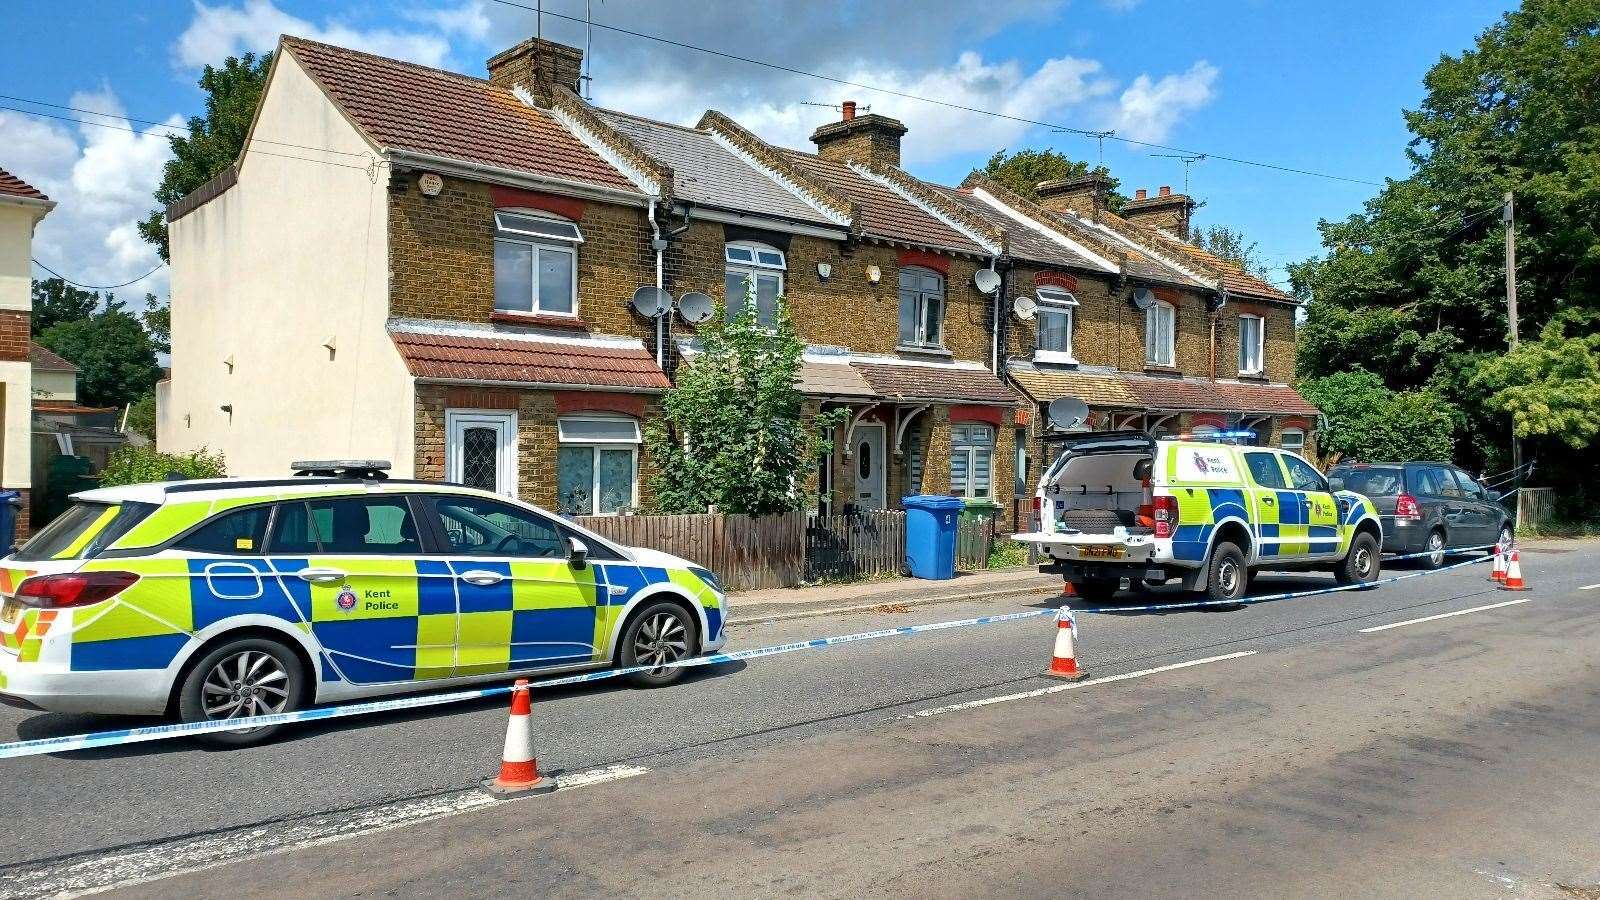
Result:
[1142, 365, 1181, 376]
[1237, 371, 1268, 382]
[896, 343, 953, 358]
[491, 310, 587, 330]
[1032, 350, 1078, 366]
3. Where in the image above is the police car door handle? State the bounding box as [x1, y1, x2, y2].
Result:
[297, 567, 347, 584]
[1262, 497, 1275, 504]
[459, 570, 506, 587]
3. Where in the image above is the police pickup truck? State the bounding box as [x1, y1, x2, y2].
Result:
[1013, 431, 1383, 604]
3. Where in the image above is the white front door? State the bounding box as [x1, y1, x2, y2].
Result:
[854, 423, 886, 510]
[445, 410, 517, 499]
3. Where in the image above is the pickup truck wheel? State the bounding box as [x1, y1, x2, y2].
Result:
[1336, 532, 1382, 588]
[1073, 579, 1119, 604]
[1205, 543, 1249, 606]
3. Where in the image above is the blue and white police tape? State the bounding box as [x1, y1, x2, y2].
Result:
[0, 542, 1506, 760]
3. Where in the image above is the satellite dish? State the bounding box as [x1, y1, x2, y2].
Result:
[1013, 295, 1038, 321]
[1047, 396, 1091, 431]
[630, 286, 671, 318]
[1132, 287, 1155, 310]
[973, 268, 1002, 295]
[677, 291, 715, 324]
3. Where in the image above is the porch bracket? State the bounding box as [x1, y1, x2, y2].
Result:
[843, 403, 881, 458]
[893, 404, 930, 456]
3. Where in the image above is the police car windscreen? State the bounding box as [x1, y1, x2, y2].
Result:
[1338, 467, 1402, 497]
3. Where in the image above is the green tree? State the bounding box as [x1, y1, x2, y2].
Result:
[1291, 0, 1600, 493]
[1299, 368, 1456, 462]
[141, 293, 171, 355]
[1191, 225, 1270, 278]
[982, 149, 1126, 210]
[1472, 314, 1600, 448]
[30, 278, 99, 335]
[139, 52, 272, 261]
[124, 393, 158, 440]
[645, 294, 845, 515]
[98, 446, 225, 487]
[38, 299, 163, 408]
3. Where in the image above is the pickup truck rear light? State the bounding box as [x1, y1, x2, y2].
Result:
[1395, 493, 1421, 521]
[1152, 496, 1178, 539]
[1030, 497, 1042, 532]
[15, 572, 139, 609]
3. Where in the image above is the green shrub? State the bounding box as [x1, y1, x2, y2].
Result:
[98, 446, 226, 487]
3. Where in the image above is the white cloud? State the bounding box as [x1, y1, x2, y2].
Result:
[175, 0, 452, 69]
[1, 91, 179, 300]
[1111, 60, 1219, 142]
[404, 1, 491, 42]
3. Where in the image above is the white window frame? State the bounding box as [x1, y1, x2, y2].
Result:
[724, 241, 786, 326]
[445, 410, 518, 499]
[950, 423, 995, 499]
[898, 266, 946, 349]
[1280, 427, 1305, 452]
[556, 414, 640, 516]
[1145, 299, 1176, 367]
[1238, 313, 1264, 375]
[1033, 288, 1078, 365]
[494, 208, 582, 318]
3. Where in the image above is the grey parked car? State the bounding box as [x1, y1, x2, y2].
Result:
[1327, 461, 1513, 569]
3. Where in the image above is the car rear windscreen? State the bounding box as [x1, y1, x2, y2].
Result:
[11, 502, 156, 561]
[1335, 467, 1403, 497]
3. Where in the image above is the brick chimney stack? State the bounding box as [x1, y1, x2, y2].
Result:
[487, 37, 584, 106]
[811, 101, 908, 168]
[1121, 184, 1196, 238]
[1035, 171, 1114, 219]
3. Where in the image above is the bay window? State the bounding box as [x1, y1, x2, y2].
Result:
[1034, 287, 1077, 363]
[950, 423, 994, 499]
[556, 415, 639, 516]
[494, 210, 582, 316]
[1145, 299, 1175, 367]
[898, 267, 945, 348]
[724, 242, 785, 325]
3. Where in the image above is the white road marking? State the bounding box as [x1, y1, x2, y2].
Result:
[907, 652, 1258, 719]
[0, 764, 648, 900]
[1579, 582, 1600, 591]
[1358, 598, 1535, 633]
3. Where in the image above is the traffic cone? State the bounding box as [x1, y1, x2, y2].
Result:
[1061, 579, 1077, 599]
[1490, 541, 1506, 582]
[482, 679, 557, 795]
[1500, 548, 1530, 592]
[1046, 607, 1087, 681]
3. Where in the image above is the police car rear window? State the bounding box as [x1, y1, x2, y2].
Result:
[13, 502, 156, 562]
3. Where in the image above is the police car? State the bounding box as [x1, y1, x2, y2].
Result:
[0, 462, 726, 745]
[1015, 431, 1383, 604]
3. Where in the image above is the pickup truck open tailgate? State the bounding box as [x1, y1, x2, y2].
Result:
[1011, 531, 1156, 562]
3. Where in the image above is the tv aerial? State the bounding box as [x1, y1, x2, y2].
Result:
[1047, 396, 1091, 431]
[676, 291, 715, 324]
[630, 285, 671, 318]
[973, 268, 1002, 295]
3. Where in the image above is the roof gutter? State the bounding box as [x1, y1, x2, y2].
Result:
[682, 205, 850, 241]
[386, 149, 651, 207]
[414, 376, 667, 393]
[0, 193, 56, 219]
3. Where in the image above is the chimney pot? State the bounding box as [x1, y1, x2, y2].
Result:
[841, 100, 856, 121]
[1135, 188, 1148, 201]
[1158, 185, 1171, 197]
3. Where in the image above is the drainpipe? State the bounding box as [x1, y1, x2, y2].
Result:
[649, 202, 665, 370]
[988, 257, 1001, 374]
[1209, 312, 1217, 381]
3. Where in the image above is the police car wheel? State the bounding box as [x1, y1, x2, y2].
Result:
[1336, 532, 1382, 588]
[177, 638, 305, 747]
[620, 601, 698, 688]
[1206, 543, 1249, 605]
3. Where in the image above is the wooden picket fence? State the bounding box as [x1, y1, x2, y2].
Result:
[577, 507, 998, 591]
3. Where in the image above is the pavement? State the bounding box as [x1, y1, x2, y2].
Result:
[1, 540, 1596, 898]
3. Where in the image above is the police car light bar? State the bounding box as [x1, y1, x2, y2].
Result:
[291, 459, 393, 479]
[1176, 429, 1258, 445]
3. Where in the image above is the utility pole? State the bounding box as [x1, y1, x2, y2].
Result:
[1504, 190, 1522, 526]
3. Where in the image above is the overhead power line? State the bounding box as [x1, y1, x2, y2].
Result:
[484, 0, 1383, 187]
[31, 258, 165, 291]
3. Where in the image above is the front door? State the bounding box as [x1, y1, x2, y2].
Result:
[426, 494, 600, 674]
[446, 411, 517, 499]
[854, 424, 886, 510]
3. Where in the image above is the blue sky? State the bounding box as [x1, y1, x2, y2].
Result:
[0, 0, 1514, 298]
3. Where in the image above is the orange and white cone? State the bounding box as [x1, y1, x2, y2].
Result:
[482, 678, 557, 795]
[1500, 548, 1529, 592]
[1061, 579, 1077, 599]
[1046, 607, 1087, 681]
[1490, 541, 1506, 582]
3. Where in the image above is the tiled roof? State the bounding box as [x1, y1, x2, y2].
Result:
[936, 187, 1098, 271]
[0, 167, 49, 202]
[594, 109, 833, 226]
[30, 342, 78, 373]
[1060, 210, 1210, 289]
[780, 151, 986, 255]
[1006, 365, 1142, 407]
[281, 37, 636, 194]
[391, 330, 669, 390]
[799, 360, 878, 399]
[1151, 233, 1294, 302]
[853, 362, 1019, 404]
[1124, 373, 1318, 415]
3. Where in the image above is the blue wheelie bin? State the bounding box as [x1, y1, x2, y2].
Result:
[902, 495, 965, 580]
[0, 490, 20, 554]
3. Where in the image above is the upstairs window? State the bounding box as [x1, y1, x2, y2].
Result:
[1145, 299, 1175, 367]
[724, 242, 785, 326]
[494, 209, 582, 317]
[950, 423, 994, 499]
[1238, 314, 1264, 375]
[1034, 288, 1077, 363]
[898, 266, 945, 349]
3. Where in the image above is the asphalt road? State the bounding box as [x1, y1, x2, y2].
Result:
[1, 542, 1596, 897]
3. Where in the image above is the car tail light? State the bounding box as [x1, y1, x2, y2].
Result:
[1152, 496, 1178, 539]
[1030, 497, 1042, 532]
[15, 571, 139, 609]
[1395, 493, 1421, 521]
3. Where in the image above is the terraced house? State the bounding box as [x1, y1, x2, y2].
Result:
[160, 33, 1313, 529]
